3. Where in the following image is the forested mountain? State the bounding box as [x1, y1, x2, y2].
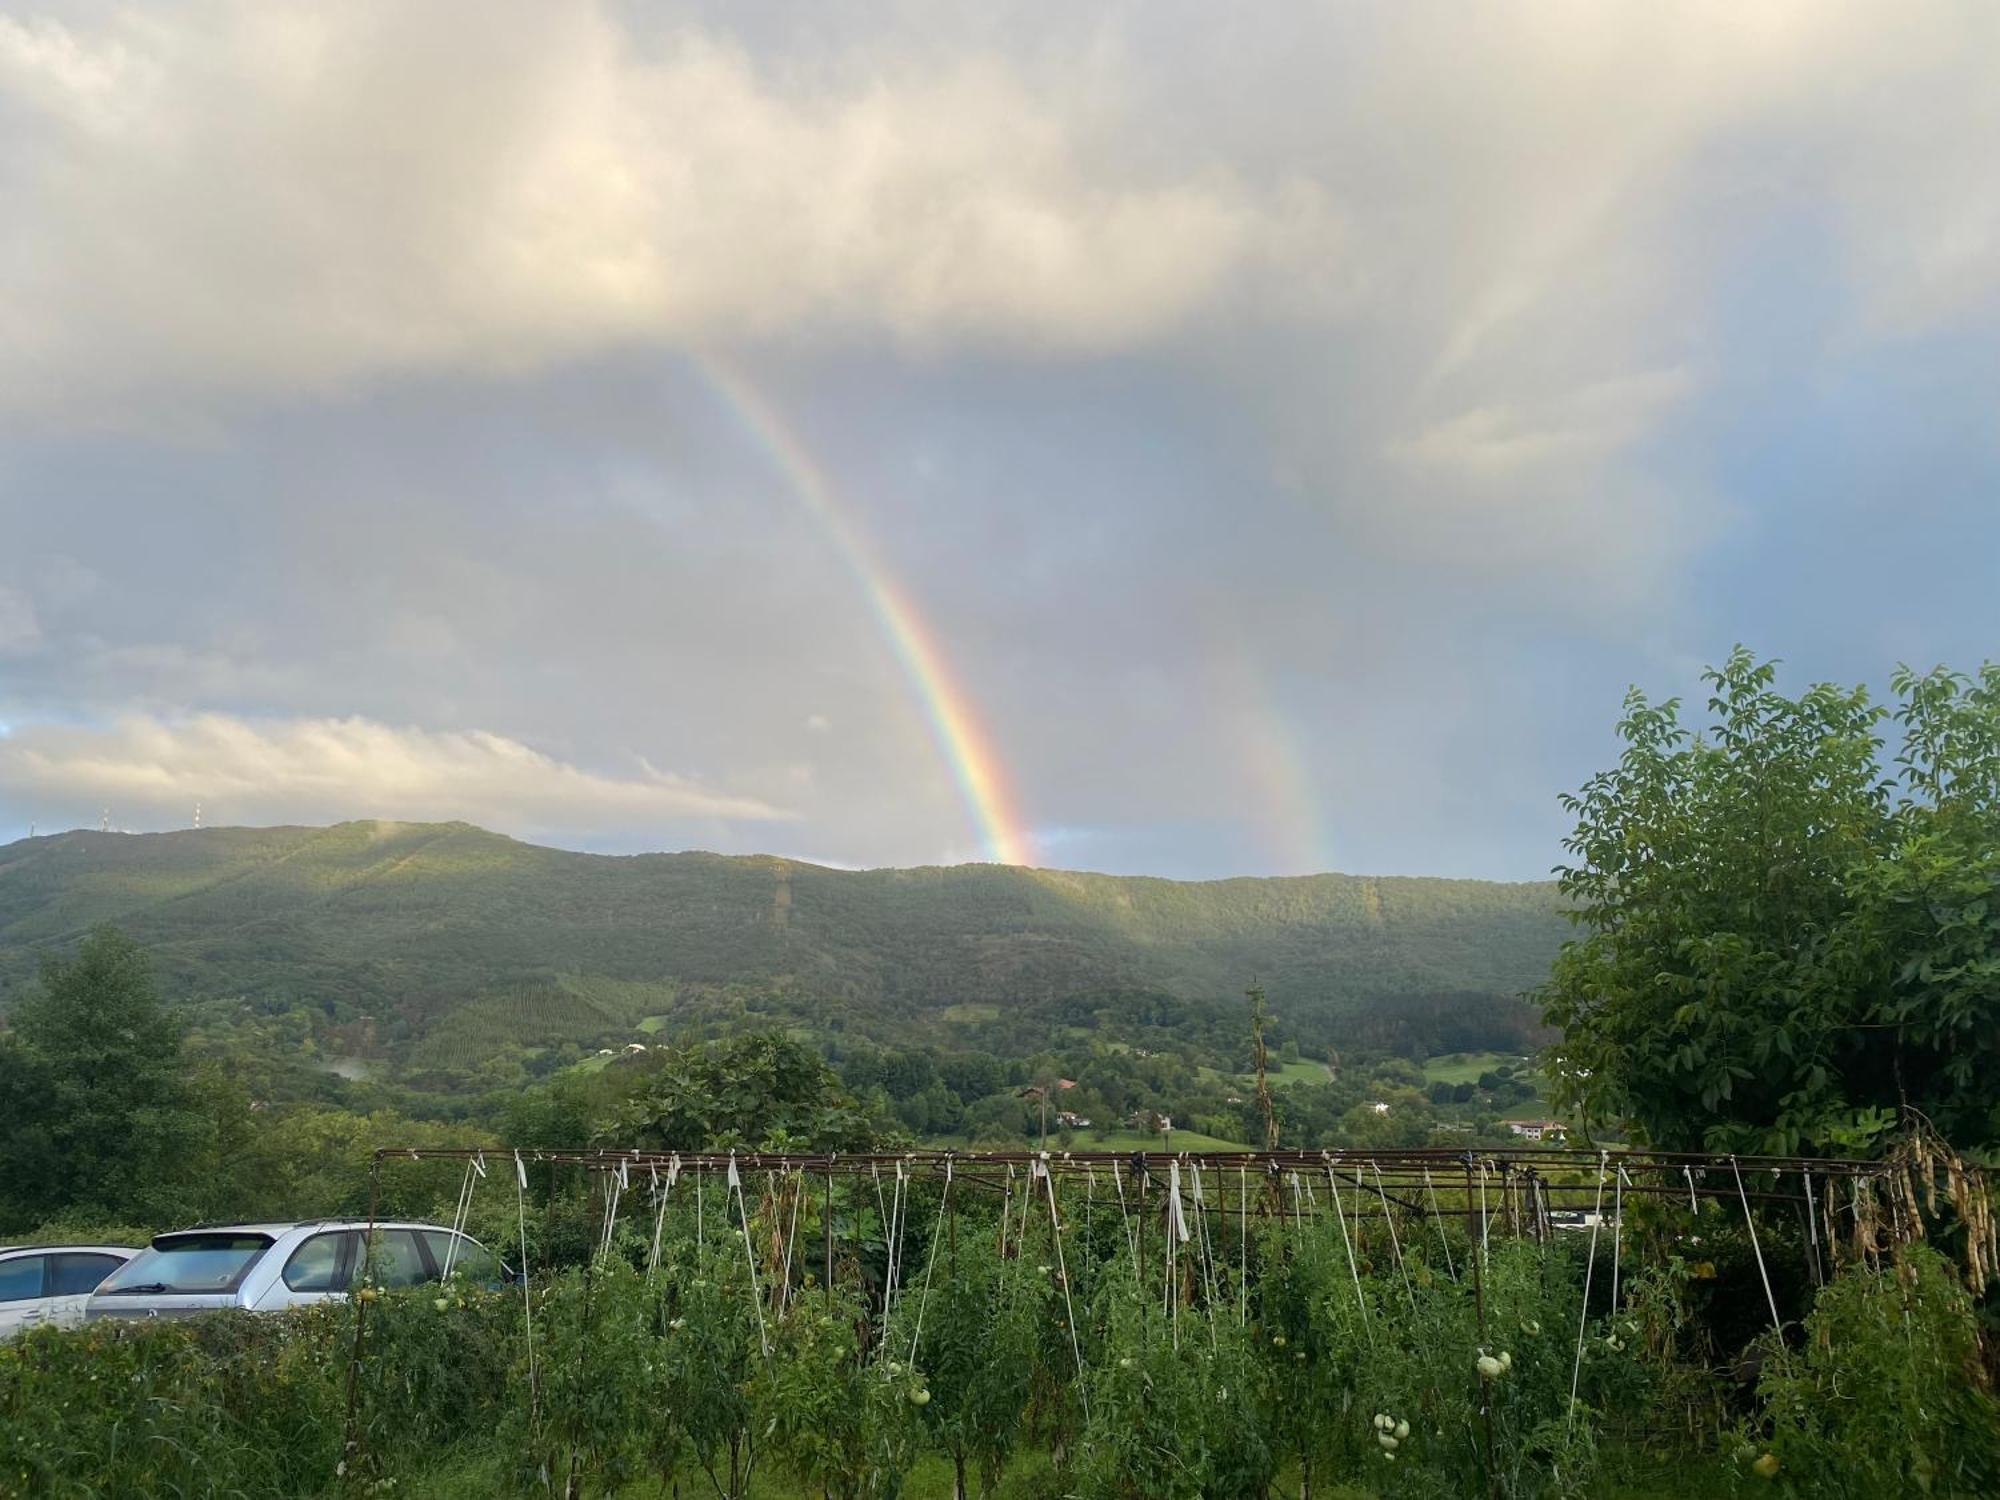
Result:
[0, 821, 1564, 1068]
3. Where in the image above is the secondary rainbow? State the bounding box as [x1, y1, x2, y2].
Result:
[1209, 645, 1335, 876]
[691, 353, 1035, 867]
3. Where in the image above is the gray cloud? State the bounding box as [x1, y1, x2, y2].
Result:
[2, 2, 1998, 876]
[0, 587, 39, 655]
[0, 2, 1334, 413]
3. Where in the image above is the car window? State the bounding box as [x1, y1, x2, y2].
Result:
[0, 1257, 45, 1303]
[281, 1232, 352, 1293]
[48, 1254, 126, 1296]
[362, 1229, 430, 1289]
[97, 1235, 272, 1296]
[420, 1230, 497, 1283]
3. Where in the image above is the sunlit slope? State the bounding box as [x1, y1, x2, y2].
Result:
[0, 821, 1565, 1030]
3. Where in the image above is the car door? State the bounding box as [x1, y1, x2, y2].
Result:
[259, 1229, 358, 1310]
[0, 1255, 48, 1338]
[360, 1229, 431, 1290]
[419, 1229, 502, 1286]
[42, 1254, 130, 1329]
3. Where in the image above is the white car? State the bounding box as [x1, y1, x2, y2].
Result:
[85, 1220, 501, 1322]
[0, 1243, 139, 1337]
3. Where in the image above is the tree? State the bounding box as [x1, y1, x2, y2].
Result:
[880, 1050, 938, 1102]
[1542, 650, 2000, 1155]
[938, 1051, 1003, 1103]
[0, 927, 215, 1229]
[897, 1081, 965, 1136]
[608, 1032, 892, 1153]
[963, 1092, 1033, 1146]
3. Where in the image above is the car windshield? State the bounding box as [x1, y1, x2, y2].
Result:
[96, 1234, 273, 1295]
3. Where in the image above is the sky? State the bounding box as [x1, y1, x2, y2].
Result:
[1, 1, 1997, 880]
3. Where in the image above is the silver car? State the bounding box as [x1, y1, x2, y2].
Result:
[85, 1220, 500, 1322]
[0, 1244, 139, 1338]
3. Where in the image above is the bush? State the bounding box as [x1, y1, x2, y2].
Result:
[0, 1309, 345, 1499]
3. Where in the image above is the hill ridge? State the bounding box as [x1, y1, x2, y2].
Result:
[0, 821, 1567, 1066]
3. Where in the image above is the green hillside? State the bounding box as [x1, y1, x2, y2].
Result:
[0, 821, 1565, 1064]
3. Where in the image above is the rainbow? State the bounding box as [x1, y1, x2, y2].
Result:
[1208, 645, 1335, 876]
[1240, 707, 1332, 876]
[691, 353, 1035, 867]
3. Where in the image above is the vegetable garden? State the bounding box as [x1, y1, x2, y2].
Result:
[4, 1138, 1996, 1500]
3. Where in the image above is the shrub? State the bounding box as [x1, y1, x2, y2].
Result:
[0, 1309, 345, 1499]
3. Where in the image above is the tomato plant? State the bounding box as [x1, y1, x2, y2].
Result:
[887, 1212, 1045, 1498]
[753, 1289, 918, 1499]
[1745, 1246, 2000, 1498]
[652, 1233, 764, 1499]
[1073, 1274, 1276, 1500]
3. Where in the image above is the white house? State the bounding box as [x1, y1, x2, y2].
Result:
[1506, 1120, 1567, 1142]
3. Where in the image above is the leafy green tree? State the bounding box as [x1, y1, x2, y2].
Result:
[218, 1104, 478, 1221]
[937, 1051, 1003, 1103]
[963, 1091, 1034, 1146]
[0, 927, 215, 1229]
[609, 1032, 892, 1153]
[1543, 650, 2000, 1154]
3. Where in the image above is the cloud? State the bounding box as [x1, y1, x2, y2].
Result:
[1186, 1, 2000, 601]
[0, 712, 791, 834]
[1391, 368, 1695, 482]
[0, 2, 1330, 413]
[2, 2, 1998, 881]
[0, 587, 39, 654]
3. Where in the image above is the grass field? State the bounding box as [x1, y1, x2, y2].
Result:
[937, 1002, 1003, 1024]
[1251, 1058, 1332, 1088]
[1420, 1050, 1522, 1085]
